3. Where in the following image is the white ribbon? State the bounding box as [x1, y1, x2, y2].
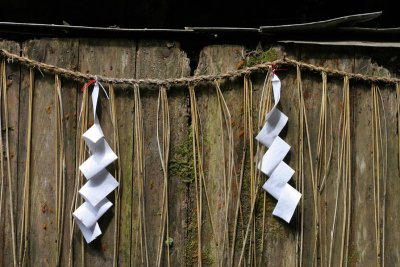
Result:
[73, 82, 119, 243]
[256, 74, 301, 223]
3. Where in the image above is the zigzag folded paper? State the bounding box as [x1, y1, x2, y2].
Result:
[73, 82, 119, 243]
[256, 74, 301, 223]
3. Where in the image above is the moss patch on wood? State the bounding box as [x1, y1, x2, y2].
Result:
[168, 128, 195, 183]
[247, 48, 279, 67]
[348, 244, 360, 267]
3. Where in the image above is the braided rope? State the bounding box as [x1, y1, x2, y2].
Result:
[1, 48, 399, 86]
[284, 58, 400, 84]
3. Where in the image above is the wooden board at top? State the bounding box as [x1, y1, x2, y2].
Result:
[261, 11, 381, 33]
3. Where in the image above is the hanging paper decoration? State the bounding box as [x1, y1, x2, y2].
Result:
[256, 74, 301, 223]
[73, 81, 119, 243]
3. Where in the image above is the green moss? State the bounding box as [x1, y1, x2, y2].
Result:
[185, 207, 198, 266]
[169, 128, 195, 183]
[347, 244, 360, 267]
[247, 48, 279, 67]
[165, 237, 174, 247]
[185, 216, 217, 266]
[202, 246, 215, 265]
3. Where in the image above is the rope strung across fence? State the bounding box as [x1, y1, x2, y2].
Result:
[1, 48, 400, 86]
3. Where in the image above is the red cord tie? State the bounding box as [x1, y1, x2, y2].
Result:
[271, 63, 288, 75]
[81, 79, 96, 92]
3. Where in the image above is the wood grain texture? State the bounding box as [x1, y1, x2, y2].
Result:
[78, 39, 137, 266]
[21, 39, 78, 266]
[350, 62, 376, 267]
[194, 45, 245, 266]
[299, 45, 354, 267]
[378, 82, 399, 266]
[56, 40, 79, 267]
[352, 48, 400, 267]
[0, 40, 20, 267]
[113, 62, 136, 267]
[350, 50, 396, 267]
[261, 47, 300, 267]
[135, 40, 190, 266]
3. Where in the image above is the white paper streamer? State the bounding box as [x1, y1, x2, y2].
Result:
[73, 82, 119, 243]
[256, 74, 301, 223]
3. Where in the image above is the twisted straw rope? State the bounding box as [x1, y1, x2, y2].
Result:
[1, 48, 399, 86]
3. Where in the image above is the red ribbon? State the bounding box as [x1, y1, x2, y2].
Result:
[271, 63, 288, 75]
[81, 79, 96, 92]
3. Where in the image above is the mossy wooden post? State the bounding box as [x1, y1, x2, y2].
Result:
[20, 39, 78, 266]
[78, 39, 136, 266]
[299, 45, 354, 266]
[0, 40, 21, 267]
[135, 40, 190, 266]
[194, 45, 247, 266]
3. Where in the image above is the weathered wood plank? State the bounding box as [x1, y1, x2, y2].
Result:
[379, 81, 399, 266]
[299, 45, 354, 267]
[352, 49, 400, 267]
[20, 39, 78, 266]
[135, 40, 190, 266]
[350, 54, 381, 267]
[17, 42, 30, 266]
[0, 40, 21, 267]
[59, 41, 79, 267]
[195, 45, 246, 266]
[260, 46, 300, 267]
[78, 39, 136, 266]
[370, 51, 400, 267]
[114, 71, 135, 267]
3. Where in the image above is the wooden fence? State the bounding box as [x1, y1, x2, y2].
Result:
[0, 38, 399, 267]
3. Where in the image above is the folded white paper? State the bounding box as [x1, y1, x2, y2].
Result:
[73, 82, 119, 243]
[73, 198, 113, 228]
[272, 184, 301, 223]
[76, 219, 102, 243]
[262, 161, 294, 199]
[268, 74, 282, 116]
[256, 109, 288, 148]
[79, 169, 119, 206]
[256, 74, 301, 223]
[258, 136, 290, 176]
[79, 140, 118, 179]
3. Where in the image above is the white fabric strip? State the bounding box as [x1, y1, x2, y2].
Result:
[73, 82, 119, 243]
[256, 74, 301, 223]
